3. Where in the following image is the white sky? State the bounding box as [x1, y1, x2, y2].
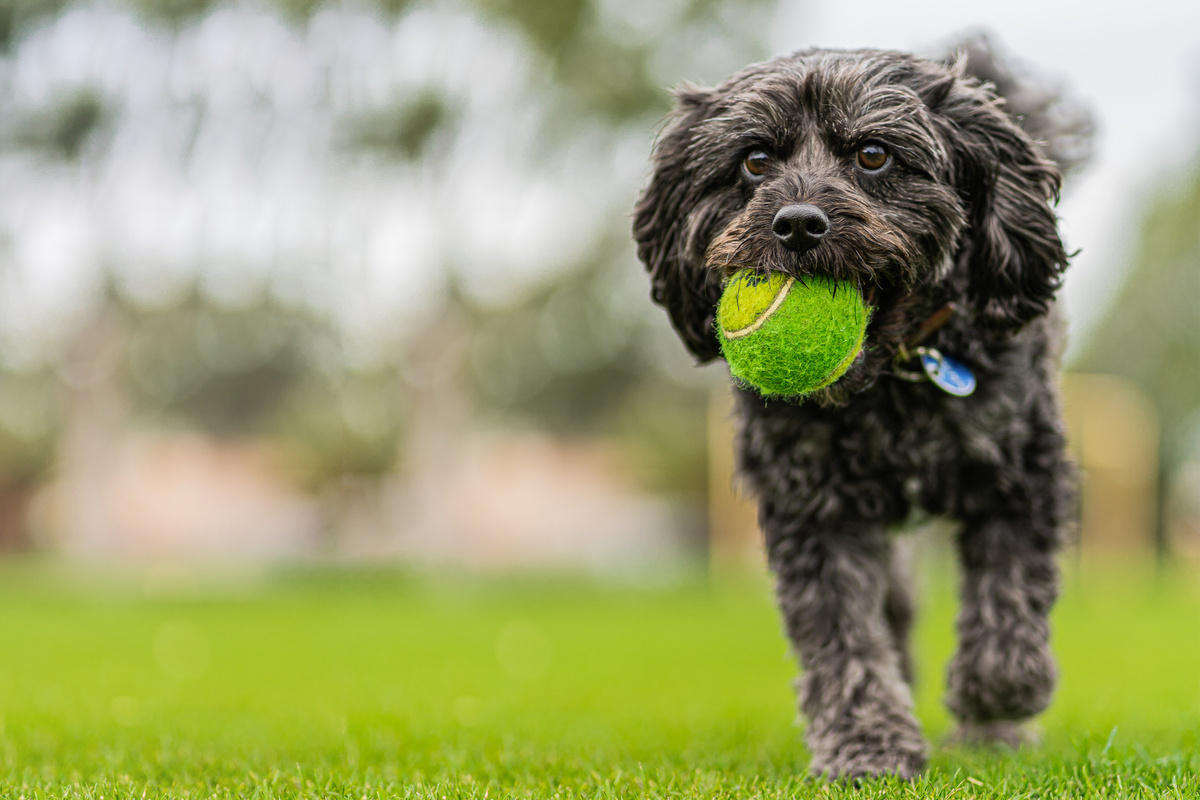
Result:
[770, 0, 1200, 357]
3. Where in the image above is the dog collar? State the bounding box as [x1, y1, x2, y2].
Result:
[892, 302, 976, 396]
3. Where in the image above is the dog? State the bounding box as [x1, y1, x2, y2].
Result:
[633, 44, 1089, 779]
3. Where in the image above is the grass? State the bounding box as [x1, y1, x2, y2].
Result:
[0, 557, 1196, 798]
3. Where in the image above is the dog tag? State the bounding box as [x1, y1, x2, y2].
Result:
[918, 347, 976, 397]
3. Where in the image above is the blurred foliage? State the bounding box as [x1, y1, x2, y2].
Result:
[465, 258, 645, 435]
[276, 367, 407, 490]
[473, 0, 768, 122]
[1074, 150, 1200, 556]
[0, 367, 62, 486]
[340, 91, 454, 162]
[462, 242, 687, 428]
[443, 0, 769, 498]
[120, 289, 321, 436]
[1075, 155, 1200, 467]
[0, 0, 773, 520]
[475, 0, 658, 119]
[0, 0, 67, 51]
[124, 0, 411, 25]
[612, 383, 710, 498]
[127, 0, 215, 25]
[461, 240, 713, 497]
[555, 33, 661, 120]
[478, 0, 587, 55]
[10, 90, 110, 161]
[0, 366, 64, 548]
[115, 285, 404, 482]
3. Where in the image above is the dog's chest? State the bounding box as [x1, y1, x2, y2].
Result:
[735, 384, 978, 518]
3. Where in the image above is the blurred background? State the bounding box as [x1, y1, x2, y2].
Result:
[0, 0, 1195, 574]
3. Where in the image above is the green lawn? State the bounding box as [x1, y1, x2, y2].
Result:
[0, 558, 1196, 798]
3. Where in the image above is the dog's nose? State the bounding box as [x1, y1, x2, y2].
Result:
[772, 204, 830, 253]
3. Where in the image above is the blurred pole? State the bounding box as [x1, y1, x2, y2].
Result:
[707, 384, 763, 576]
[393, 299, 471, 558]
[55, 308, 128, 555]
[1062, 373, 1161, 566]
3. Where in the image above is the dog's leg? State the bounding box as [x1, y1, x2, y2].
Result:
[770, 526, 927, 779]
[944, 516, 1060, 745]
[945, 400, 1069, 745]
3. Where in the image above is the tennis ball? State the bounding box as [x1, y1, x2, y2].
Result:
[716, 271, 871, 398]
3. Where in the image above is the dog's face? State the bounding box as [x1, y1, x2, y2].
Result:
[634, 49, 1067, 404]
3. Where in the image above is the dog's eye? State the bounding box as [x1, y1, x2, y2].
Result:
[742, 150, 771, 178]
[856, 143, 890, 171]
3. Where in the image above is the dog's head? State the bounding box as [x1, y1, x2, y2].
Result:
[633, 48, 1068, 404]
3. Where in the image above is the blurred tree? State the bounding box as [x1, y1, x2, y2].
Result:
[120, 287, 321, 435]
[0, 42, 110, 549]
[108, 281, 408, 551]
[330, 0, 773, 507]
[275, 366, 407, 492]
[115, 283, 405, 477]
[10, 89, 110, 161]
[340, 91, 455, 162]
[0, 0, 67, 52]
[465, 249, 651, 436]
[0, 0, 777, 555]
[475, 0, 659, 120]
[1074, 153, 1200, 554]
[456, 232, 716, 519]
[0, 367, 62, 547]
[472, 0, 772, 124]
[444, 0, 770, 504]
[275, 361, 408, 552]
[127, 0, 217, 26]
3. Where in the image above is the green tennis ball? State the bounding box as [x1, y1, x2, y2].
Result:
[716, 271, 871, 398]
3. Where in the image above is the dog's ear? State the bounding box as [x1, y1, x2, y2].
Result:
[633, 87, 726, 362]
[937, 80, 1069, 331]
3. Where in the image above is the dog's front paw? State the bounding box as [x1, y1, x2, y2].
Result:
[946, 634, 1056, 722]
[808, 721, 928, 780]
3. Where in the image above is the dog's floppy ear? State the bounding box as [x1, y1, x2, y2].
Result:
[938, 79, 1069, 331]
[633, 86, 726, 362]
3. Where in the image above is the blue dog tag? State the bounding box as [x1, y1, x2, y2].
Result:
[918, 348, 976, 397]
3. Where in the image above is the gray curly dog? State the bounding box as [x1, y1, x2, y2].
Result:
[633, 42, 1091, 779]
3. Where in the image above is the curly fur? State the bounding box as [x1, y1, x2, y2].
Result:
[633, 44, 1083, 780]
